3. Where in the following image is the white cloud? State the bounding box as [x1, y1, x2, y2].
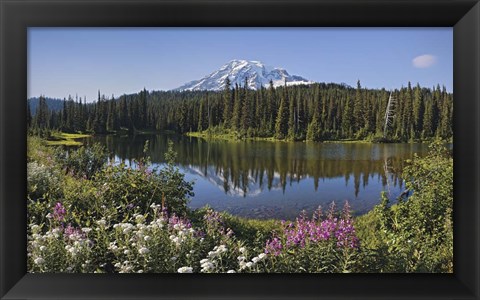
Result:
[412, 54, 437, 68]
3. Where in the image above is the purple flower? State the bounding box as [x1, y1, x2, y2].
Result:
[168, 213, 192, 229]
[63, 224, 84, 240]
[272, 202, 359, 253]
[53, 202, 66, 222]
[203, 208, 231, 236]
[265, 236, 283, 256]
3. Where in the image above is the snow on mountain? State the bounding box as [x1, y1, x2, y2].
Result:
[175, 59, 314, 91]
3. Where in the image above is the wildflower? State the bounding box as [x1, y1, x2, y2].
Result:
[245, 262, 254, 268]
[34, 257, 45, 265]
[108, 242, 118, 251]
[171, 256, 177, 261]
[30, 224, 40, 233]
[96, 219, 107, 227]
[265, 237, 282, 256]
[200, 259, 210, 264]
[216, 245, 227, 253]
[177, 266, 193, 273]
[239, 247, 246, 253]
[200, 262, 214, 272]
[227, 270, 236, 273]
[81, 228, 92, 233]
[52, 202, 66, 222]
[144, 235, 151, 241]
[135, 215, 145, 224]
[138, 247, 150, 255]
[39, 246, 46, 251]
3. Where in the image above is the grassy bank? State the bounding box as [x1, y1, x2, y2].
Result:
[45, 132, 92, 146]
[186, 128, 429, 144]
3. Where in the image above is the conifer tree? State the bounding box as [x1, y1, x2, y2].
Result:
[342, 95, 353, 137]
[35, 95, 49, 130]
[412, 83, 424, 138]
[240, 77, 251, 134]
[287, 88, 296, 140]
[231, 83, 241, 131]
[274, 83, 290, 139]
[198, 99, 207, 132]
[403, 82, 413, 140]
[306, 85, 321, 141]
[266, 81, 277, 135]
[222, 77, 232, 126]
[353, 80, 364, 132]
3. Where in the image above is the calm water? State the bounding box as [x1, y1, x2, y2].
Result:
[83, 134, 430, 220]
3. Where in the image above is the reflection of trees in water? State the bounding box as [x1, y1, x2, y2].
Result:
[87, 134, 421, 197]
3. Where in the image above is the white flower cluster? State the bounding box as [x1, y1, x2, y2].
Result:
[238, 252, 267, 271]
[177, 266, 193, 273]
[96, 218, 108, 229]
[64, 239, 91, 258]
[115, 260, 134, 273]
[200, 245, 228, 273]
[200, 258, 215, 272]
[169, 223, 195, 247]
[28, 224, 93, 272]
[27, 161, 60, 197]
[111, 212, 201, 273]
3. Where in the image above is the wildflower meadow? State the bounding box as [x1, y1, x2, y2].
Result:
[27, 137, 453, 273]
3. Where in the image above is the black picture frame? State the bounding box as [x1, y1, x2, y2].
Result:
[1, 0, 479, 299]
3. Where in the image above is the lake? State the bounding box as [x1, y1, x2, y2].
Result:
[83, 134, 430, 220]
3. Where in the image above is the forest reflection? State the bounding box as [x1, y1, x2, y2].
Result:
[85, 134, 429, 199]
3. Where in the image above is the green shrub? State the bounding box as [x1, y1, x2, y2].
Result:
[27, 161, 62, 200]
[55, 143, 108, 179]
[370, 140, 453, 272]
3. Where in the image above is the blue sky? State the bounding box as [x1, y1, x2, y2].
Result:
[28, 28, 452, 101]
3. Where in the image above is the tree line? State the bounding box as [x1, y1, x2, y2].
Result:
[29, 80, 453, 142]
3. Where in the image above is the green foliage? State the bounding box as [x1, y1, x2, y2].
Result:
[157, 140, 195, 216]
[27, 162, 62, 200]
[55, 143, 108, 179]
[28, 81, 452, 142]
[368, 140, 453, 272]
[220, 213, 282, 249]
[274, 88, 289, 140]
[26, 135, 453, 273]
[306, 116, 322, 141]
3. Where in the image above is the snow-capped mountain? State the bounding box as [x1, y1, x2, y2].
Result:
[175, 59, 314, 91]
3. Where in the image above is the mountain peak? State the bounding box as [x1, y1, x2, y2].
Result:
[175, 60, 313, 91]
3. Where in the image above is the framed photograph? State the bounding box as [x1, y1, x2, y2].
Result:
[1, 0, 479, 299]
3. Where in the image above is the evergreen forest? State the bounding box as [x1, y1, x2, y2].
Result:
[28, 80, 453, 142]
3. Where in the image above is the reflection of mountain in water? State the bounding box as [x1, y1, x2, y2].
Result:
[182, 165, 284, 197]
[85, 133, 429, 199]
